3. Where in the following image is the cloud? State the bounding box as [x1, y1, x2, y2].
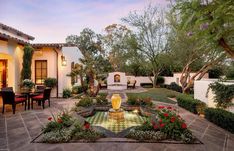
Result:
[0, 0, 168, 43]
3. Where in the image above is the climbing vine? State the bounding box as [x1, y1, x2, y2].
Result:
[209, 82, 234, 109]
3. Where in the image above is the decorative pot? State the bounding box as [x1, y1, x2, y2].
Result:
[111, 94, 122, 110]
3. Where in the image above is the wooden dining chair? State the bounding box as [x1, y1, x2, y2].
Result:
[1, 91, 27, 114]
[31, 88, 52, 109]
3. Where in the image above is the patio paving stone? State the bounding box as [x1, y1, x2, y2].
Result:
[0, 97, 233, 151]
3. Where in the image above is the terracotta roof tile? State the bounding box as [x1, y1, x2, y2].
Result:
[0, 23, 34, 40]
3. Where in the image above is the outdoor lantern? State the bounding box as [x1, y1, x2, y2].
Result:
[111, 94, 122, 111]
[61, 55, 67, 66]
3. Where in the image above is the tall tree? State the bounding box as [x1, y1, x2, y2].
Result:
[122, 5, 169, 87]
[172, 0, 234, 58]
[66, 28, 103, 96]
[167, 10, 226, 93]
[21, 45, 34, 80]
[103, 24, 132, 71]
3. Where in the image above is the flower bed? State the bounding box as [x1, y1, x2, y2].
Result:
[126, 105, 196, 143]
[39, 111, 104, 143]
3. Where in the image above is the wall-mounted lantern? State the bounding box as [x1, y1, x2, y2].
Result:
[61, 55, 67, 66]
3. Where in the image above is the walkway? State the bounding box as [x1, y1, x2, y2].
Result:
[0, 98, 233, 151]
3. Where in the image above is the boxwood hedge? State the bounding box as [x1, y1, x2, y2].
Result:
[205, 108, 234, 133]
[176, 94, 206, 114]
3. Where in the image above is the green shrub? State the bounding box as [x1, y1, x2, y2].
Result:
[156, 76, 165, 85]
[209, 82, 234, 109]
[72, 85, 83, 94]
[44, 78, 57, 88]
[127, 95, 139, 105]
[140, 83, 153, 88]
[96, 95, 108, 105]
[176, 94, 206, 114]
[205, 108, 234, 133]
[77, 97, 93, 107]
[127, 95, 153, 107]
[63, 88, 72, 98]
[168, 82, 182, 93]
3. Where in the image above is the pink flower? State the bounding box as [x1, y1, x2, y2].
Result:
[48, 117, 52, 121]
[167, 106, 172, 110]
[160, 123, 165, 128]
[57, 118, 63, 123]
[158, 106, 165, 109]
[163, 113, 169, 117]
[159, 119, 162, 123]
[153, 125, 158, 130]
[84, 121, 90, 129]
[170, 117, 176, 123]
[181, 123, 187, 129]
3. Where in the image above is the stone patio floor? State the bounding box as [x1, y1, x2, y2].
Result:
[0, 98, 234, 151]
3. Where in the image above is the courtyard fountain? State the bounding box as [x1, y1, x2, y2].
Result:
[108, 94, 125, 121]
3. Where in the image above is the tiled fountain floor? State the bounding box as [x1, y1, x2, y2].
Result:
[0, 98, 234, 151]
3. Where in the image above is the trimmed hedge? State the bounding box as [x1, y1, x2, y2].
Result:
[140, 83, 153, 88]
[205, 108, 234, 133]
[176, 94, 206, 114]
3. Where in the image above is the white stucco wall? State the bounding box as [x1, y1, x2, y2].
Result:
[194, 79, 234, 112]
[0, 39, 23, 91]
[58, 46, 81, 97]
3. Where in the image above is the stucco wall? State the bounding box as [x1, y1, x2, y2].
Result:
[194, 79, 234, 112]
[0, 39, 23, 91]
[58, 46, 81, 97]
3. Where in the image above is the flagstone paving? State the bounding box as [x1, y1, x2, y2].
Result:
[0, 98, 234, 151]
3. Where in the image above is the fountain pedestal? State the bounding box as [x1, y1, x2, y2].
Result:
[108, 108, 124, 122]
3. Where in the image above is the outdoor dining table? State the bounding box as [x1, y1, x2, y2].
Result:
[18, 89, 43, 110]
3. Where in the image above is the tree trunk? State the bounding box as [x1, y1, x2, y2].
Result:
[88, 71, 95, 97]
[79, 73, 86, 94]
[219, 38, 234, 58]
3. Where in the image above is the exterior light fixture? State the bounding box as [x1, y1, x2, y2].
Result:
[61, 55, 67, 66]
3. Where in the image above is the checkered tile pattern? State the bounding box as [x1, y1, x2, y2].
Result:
[86, 111, 147, 133]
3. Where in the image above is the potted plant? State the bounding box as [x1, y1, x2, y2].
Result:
[22, 79, 35, 91]
[44, 78, 57, 89]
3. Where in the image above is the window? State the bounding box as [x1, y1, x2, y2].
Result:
[35, 60, 47, 84]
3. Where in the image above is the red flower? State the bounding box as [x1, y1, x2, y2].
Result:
[160, 123, 165, 128]
[170, 117, 176, 123]
[167, 106, 172, 109]
[153, 125, 158, 130]
[159, 119, 162, 123]
[163, 113, 169, 117]
[84, 121, 90, 129]
[181, 123, 187, 129]
[48, 117, 52, 121]
[158, 106, 165, 109]
[57, 118, 63, 123]
[151, 121, 156, 125]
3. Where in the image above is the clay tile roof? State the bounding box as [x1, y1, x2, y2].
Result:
[0, 32, 30, 45]
[0, 23, 35, 40]
[31, 43, 76, 48]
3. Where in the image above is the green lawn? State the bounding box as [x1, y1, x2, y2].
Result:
[127, 88, 181, 104]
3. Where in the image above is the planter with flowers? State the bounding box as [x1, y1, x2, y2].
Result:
[22, 79, 35, 91]
[36, 111, 104, 143]
[126, 105, 196, 143]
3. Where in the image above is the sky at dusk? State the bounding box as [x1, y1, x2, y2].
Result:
[0, 0, 168, 43]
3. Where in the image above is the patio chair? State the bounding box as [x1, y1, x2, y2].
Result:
[127, 80, 136, 89]
[31, 88, 51, 109]
[35, 85, 45, 93]
[1, 91, 27, 114]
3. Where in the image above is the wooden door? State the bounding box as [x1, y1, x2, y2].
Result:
[0, 60, 7, 89]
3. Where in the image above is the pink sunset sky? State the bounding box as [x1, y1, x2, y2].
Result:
[0, 0, 169, 43]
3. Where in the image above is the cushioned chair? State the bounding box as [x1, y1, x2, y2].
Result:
[127, 80, 137, 89]
[31, 88, 51, 109]
[1, 91, 27, 114]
